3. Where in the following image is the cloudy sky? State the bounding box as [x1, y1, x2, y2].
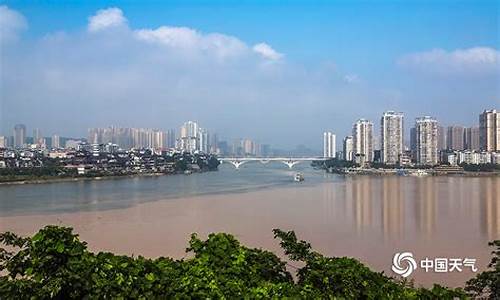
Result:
[0, 0, 498, 149]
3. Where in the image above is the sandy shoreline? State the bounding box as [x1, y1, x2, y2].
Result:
[1, 179, 497, 288]
[0, 172, 174, 186]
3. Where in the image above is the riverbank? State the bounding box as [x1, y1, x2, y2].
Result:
[0, 169, 217, 186]
[326, 167, 500, 177]
[0, 172, 164, 186]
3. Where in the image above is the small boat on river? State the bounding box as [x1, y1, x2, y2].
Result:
[294, 173, 304, 182]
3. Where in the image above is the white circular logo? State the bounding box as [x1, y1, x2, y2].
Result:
[392, 252, 417, 278]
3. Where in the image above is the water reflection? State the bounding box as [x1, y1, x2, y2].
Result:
[349, 177, 373, 232]
[414, 178, 437, 237]
[381, 177, 404, 239]
[480, 177, 500, 240]
[334, 176, 500, 242]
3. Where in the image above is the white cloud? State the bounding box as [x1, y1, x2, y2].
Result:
[13, 6, 497, 148]
[343, 74, 359, 83]
[398, 47, 500, 76]
[252, 43, 283, 60]
[0, 5, 27, 43]
[134, 26, 248, 59]
[135, 26, 199, 47]
[3, 7, 297, 139]
[82, 8, 281, 61]
[88, 7, 127, 32]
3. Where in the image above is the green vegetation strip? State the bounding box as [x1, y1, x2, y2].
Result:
[1, 226, 498, 299]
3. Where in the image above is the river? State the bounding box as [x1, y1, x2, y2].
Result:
[0, 162, 498, 287]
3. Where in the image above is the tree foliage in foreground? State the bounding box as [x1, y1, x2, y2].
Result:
[465, 240, 500, 299]
[0, 226, 495, 299]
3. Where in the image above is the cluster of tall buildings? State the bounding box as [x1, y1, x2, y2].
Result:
[176, 121, 275, 156]
[4, 109, 498, 163]
[87, 121, 217, 154]
[430, 126, 480, 152]
[88, 127, 176, 150]
[177, 121, 211, 153]
[0, 124, 62, 150]
[325, 109, 499, 166]
[87, 122, 212, 153]
[1, 120, 269, 157]
[221, 139, 271, 157]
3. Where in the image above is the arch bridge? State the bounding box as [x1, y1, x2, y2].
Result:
[218, 157, 327, 169]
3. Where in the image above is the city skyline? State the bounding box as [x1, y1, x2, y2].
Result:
[2, 108, 497, 155]
[1, 1, 498, 149]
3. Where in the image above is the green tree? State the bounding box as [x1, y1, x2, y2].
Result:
[0, 226, 486, 299]
[465, 240, 500, 299]
[207, 156, 221, 171]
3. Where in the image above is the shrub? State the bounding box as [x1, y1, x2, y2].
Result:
[0, 226, 482, 299]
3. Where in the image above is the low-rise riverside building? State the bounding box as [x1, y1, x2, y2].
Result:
[0, 144, 220, 183]
[440, 150, 500, 165]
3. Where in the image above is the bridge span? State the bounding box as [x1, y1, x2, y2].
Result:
[218, 157, 327, 169]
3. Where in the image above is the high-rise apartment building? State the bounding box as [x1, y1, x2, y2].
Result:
[199, 128, 210, 153]
[150, 130, 167, 150]
[464, 127, 480, 150]
[352, 119, 373, 163]
[209, 133, 219, 154]
[323, 131, 336, 158]
[380, 111, 403, 164]
[88, 127, 171, 149]
[166, 129, 176, 149]
[0, 136, 7, 148]
[52, 135, 60, 149]
[479, 109, 500, 151]
[415, 116, 438, 165]
[33, 128, 42, 145]
[13, 124, 26, 148]
[177, 121, 210, 153]
[237, 139, 259, 156]
[179, 121, 199, 152]
[242, 139, 252, 156]
[343, 136, 353, 161]
[437, 126, 447, 150]
[410, 127, 417, 157]
[446, 126, 465, 150]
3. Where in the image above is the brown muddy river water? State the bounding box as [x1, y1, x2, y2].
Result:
[0, 163, 498, 287]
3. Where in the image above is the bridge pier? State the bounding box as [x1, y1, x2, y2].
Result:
[229, 160, 247, 169]
[281, 160, 300, 169]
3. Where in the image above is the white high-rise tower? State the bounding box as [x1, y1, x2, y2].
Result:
[415, 116, 438, 165]
[381, 111, 403, 164]
[343, 136, 353, 161]
[179, 121, 199, 152]
[352, 119, 373, 163]
[323, 132, 336, 158]
[479, 109, 500, 152]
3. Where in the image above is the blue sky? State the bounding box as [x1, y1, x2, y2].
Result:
[7, 1, 498, 63]
[1, 0, 499, 149]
